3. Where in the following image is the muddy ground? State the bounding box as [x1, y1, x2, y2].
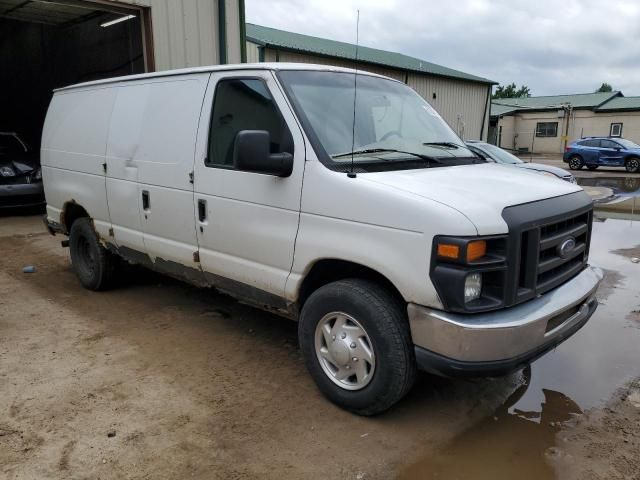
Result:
[553, 380, 640, 480]
[2, 204, 640, 479]
[0, 215, 527, 479]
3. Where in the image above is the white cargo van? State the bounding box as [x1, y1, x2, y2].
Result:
[42, 64, 602, 415]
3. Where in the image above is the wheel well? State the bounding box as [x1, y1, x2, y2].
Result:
[298, 259, 405, 310]
[61, 202, 89, 233]
[625, 155, 639, 163]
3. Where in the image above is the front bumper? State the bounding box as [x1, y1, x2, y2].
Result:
[0, 182, 44, 208]
[409, 265, 603, 377]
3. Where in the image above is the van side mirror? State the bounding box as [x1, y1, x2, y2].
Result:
[233, 130, 293, 177]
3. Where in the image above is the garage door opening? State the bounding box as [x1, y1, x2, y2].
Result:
[0, 0, 154, 150]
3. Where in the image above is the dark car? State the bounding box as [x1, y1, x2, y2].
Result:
[563, 137, 640, 173]
[0, 132, 44, 209]
[466, 141, 576, 183]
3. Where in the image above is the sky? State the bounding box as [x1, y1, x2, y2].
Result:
[245, 0, 640, 96]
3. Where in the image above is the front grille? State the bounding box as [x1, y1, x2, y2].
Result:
[517, 210, 592, 297]
[537, 212, 590, 292]
[502, 192, 594, 309]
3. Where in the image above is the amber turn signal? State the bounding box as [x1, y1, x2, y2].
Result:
[467, 240, 487, 262]
[437, 243, 460, 259]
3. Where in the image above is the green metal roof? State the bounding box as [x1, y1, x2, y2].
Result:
[595, 96, 640, 111]
[491, 91, 621, 117]
[490, 103, 520, 116]
[246, 23, 496, 85]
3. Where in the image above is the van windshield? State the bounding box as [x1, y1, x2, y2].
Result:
[278, 70, 480, 171]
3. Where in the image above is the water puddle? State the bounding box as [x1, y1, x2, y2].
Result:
[399, 177, 640, 479]
[579, 176, 640, 221]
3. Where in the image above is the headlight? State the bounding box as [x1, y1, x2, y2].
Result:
[431, 235, 507, 313]
[31, 168, 42, 181]
[0, 166, 16, 177]
[464, 273, 482, 303]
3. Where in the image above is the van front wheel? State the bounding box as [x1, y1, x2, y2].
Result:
[69, 218, 117, 291]
[298, 279, 416, 415]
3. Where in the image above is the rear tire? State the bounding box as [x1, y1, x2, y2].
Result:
[298, 278, 416, 416]
[625, 157, 640, 173]
[69, 218, 118, 291]
[568, 155, 584, 170]
[587, 165, 598, 171]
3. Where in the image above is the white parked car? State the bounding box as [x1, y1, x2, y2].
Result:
[42, 64, 602, 415]
[465, 140, 576, 183]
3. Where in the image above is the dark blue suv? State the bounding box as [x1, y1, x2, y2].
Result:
[564, 137, 640, 173]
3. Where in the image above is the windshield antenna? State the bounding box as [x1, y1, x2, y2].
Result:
[348, 9, 360, 179]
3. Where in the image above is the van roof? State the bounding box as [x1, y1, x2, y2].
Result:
[54, 63, 392, 92]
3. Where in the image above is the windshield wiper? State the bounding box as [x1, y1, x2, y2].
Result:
[332, 148, 442, 164]
[422, 141, 463, 149]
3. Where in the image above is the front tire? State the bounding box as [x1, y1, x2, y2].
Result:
[625, 157, 640, 173]
[568, 155, 584, 170]
[299, 279, 416, 415]
[69, 218, 118, 291]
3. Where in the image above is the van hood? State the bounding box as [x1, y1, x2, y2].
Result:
[361, 163, 583, 235]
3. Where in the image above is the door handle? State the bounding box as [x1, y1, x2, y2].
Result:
[142, 190, 150, 210]
[198, 199, 207, 222]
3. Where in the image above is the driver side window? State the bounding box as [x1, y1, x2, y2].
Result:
[206, 78, 293, 169]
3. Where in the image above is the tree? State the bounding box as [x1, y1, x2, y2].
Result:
[492, 83, 531, 99]
[595, 82, 613, 92]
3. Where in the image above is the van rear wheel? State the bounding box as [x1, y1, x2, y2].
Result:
[298, 278, 416, 415]
[69, 218, 118, 291]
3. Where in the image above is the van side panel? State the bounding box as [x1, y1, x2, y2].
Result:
[106, 75, 209, 271]
[41, 87, 117, 238]
[105, 84, 148, 254]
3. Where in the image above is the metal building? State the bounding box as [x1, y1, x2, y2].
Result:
[1, 0, 244, 147]
[246, 23, 496, 140]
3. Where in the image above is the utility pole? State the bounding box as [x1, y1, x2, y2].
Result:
[562, 104, 573, 151]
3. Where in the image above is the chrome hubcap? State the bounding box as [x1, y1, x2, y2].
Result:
[314, 312, 375, 390]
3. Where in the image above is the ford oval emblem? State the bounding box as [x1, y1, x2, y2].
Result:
[557, 237, 576, 259]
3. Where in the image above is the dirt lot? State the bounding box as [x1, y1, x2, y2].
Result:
[0, 215, 526, 479]
[2, 211, 640, 479]
[553, 380, 640, 480]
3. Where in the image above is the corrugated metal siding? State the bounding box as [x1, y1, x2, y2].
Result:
[263, 48, 277, 62]
[116, 0, 241, 70]
[258, 46, 488, 140]
[224, 0, 242, 64]
[270, 49, 406, 82]
[246, 41, 261, 63]
[407, 73, 488, 139]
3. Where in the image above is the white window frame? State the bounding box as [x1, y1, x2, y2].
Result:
[610, 122, 623, 137]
